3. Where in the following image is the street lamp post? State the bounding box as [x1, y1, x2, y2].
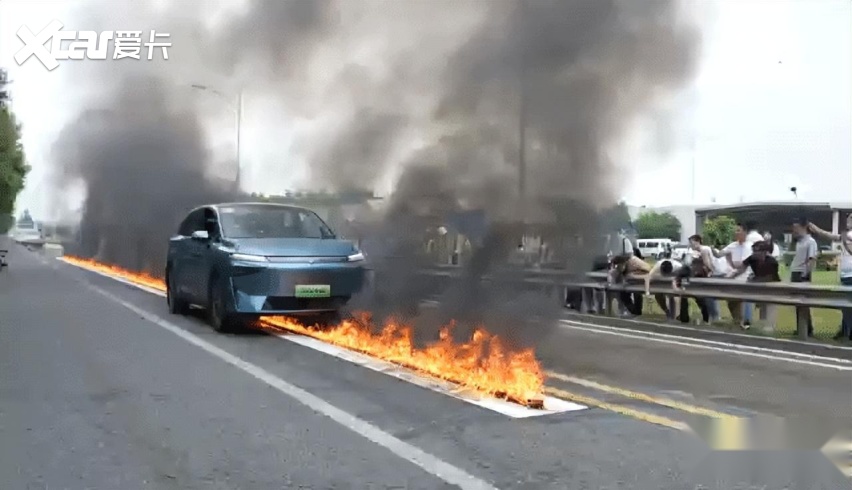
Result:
[191, 84, 243, 193]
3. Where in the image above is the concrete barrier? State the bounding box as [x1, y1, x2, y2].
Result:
[42, 243, 64, 259]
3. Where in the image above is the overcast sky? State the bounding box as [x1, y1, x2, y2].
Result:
[1, 0, 850, 220]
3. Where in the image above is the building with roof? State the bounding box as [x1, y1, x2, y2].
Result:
[627, 204, 701, 244]
[694, 201, 852, 248]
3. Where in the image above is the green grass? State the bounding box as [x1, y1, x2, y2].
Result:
[640, 266, 844, 340]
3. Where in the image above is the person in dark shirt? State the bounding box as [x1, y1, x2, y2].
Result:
[729, 240, 781, 283]
[729, 240, 780, 331]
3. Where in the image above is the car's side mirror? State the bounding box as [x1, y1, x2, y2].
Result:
[191, 230, 210, 241]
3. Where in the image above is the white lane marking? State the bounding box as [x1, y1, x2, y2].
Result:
[566, 311, 852, 352]
[276, 333, 585, 418]
[559, 320, 852, 371]
[58, 257, 586, 418]
[87, 283, 500, 490]
[561, 318, 852, 364]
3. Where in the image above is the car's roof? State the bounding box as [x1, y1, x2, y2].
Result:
[189, 202, 313, 214]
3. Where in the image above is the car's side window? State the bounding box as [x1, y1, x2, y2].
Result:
[177, 213, 195, 237]
[178, 209, 206, 236]
[203, 208, 221, 239]
[299, 211, 333, 238]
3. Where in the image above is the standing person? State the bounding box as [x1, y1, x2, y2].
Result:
[686, 234, 715, 324]
[763, 231, 782, 259]
[808, 214, 852, 340]
[620, 231, 634, 257]
[790, 217, 819, 337]
[728, 241, 781, 332]
[716, 223, 756, 329]
[745, 221, 763, 245]
[707, 240, 730, 322]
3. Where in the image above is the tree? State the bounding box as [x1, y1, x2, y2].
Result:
[0, 106, 29, 233]
[702, 215, 736, 248]
[634, 211, 681, 241]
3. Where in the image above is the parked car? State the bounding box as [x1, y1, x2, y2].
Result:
[636, 238, 674, 260]
[166, 202, 368, 332]
[670, 244, 691, 262]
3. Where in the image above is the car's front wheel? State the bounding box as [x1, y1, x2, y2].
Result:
[166, 270, 189, 315]
[208, 276, 241, 333]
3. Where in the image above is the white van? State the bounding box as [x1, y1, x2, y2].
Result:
[636, 238, 673, 260]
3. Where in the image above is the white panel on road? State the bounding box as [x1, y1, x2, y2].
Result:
[277, 332, 587, 418]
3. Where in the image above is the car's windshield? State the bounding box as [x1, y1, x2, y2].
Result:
[217, 205, 335, 239]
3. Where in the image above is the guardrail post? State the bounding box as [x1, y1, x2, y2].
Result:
[795, 306, 810, 340]
[603, 288, 614, 316]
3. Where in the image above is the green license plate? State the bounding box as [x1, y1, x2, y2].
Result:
[295, 285, 331, 298]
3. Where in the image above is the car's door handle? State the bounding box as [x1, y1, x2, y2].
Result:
[190, 252, 202, 258]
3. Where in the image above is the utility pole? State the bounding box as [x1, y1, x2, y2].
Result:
[517, 0, 527, 224]
[235, 90, 242, 194]
[518, 83, 527, 204]
[691, 134, 697, 204]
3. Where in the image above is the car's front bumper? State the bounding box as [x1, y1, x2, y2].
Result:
[226, 260, 369, 316]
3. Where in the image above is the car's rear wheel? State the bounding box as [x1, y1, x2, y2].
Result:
[166, 271, 189, 315]
[208, 276, 241, 333]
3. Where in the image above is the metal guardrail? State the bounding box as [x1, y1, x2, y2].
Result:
[417, 265, 852, 339]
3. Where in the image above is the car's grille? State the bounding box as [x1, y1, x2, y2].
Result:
[266, 256, 348, 264]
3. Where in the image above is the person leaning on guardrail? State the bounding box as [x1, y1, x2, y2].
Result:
[727, 240, 781, 332]
[809, 214, 852, 340]
[790, 217, 819, 337]
[643, 258, 687, 321]
[688, 234, 718, 323]
[609, 253, 656, 317]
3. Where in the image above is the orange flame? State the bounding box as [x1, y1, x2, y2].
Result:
[63, 255, 167, 291]
[61, 255, 546, 406]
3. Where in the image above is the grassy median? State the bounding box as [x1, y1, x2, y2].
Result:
[638, 266, 844, 341]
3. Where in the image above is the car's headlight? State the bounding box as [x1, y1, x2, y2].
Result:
[230, 253, 268, 262]
[347, 251, 365, 262]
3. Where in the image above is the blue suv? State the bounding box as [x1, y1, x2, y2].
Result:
[166, 202, 368, 332]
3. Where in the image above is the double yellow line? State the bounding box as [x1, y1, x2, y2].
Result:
[544, 370, 737, 431]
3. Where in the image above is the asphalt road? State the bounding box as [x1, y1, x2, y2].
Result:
[1, 240, 850, 489]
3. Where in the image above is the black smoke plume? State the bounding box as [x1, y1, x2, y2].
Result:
[347, 0, 702, 341]
[54, 79, 234, 276]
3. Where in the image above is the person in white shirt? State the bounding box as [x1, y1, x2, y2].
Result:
[621, 233, 634, 257]
[745, 221, 763, 246]
[809, 214, 852, 340]
[716, 223, 756, 329]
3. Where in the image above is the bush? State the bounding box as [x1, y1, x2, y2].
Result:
[783, 252, 837, 271]
[0, 213, 11, 234]
[818, 253, 838, 271]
